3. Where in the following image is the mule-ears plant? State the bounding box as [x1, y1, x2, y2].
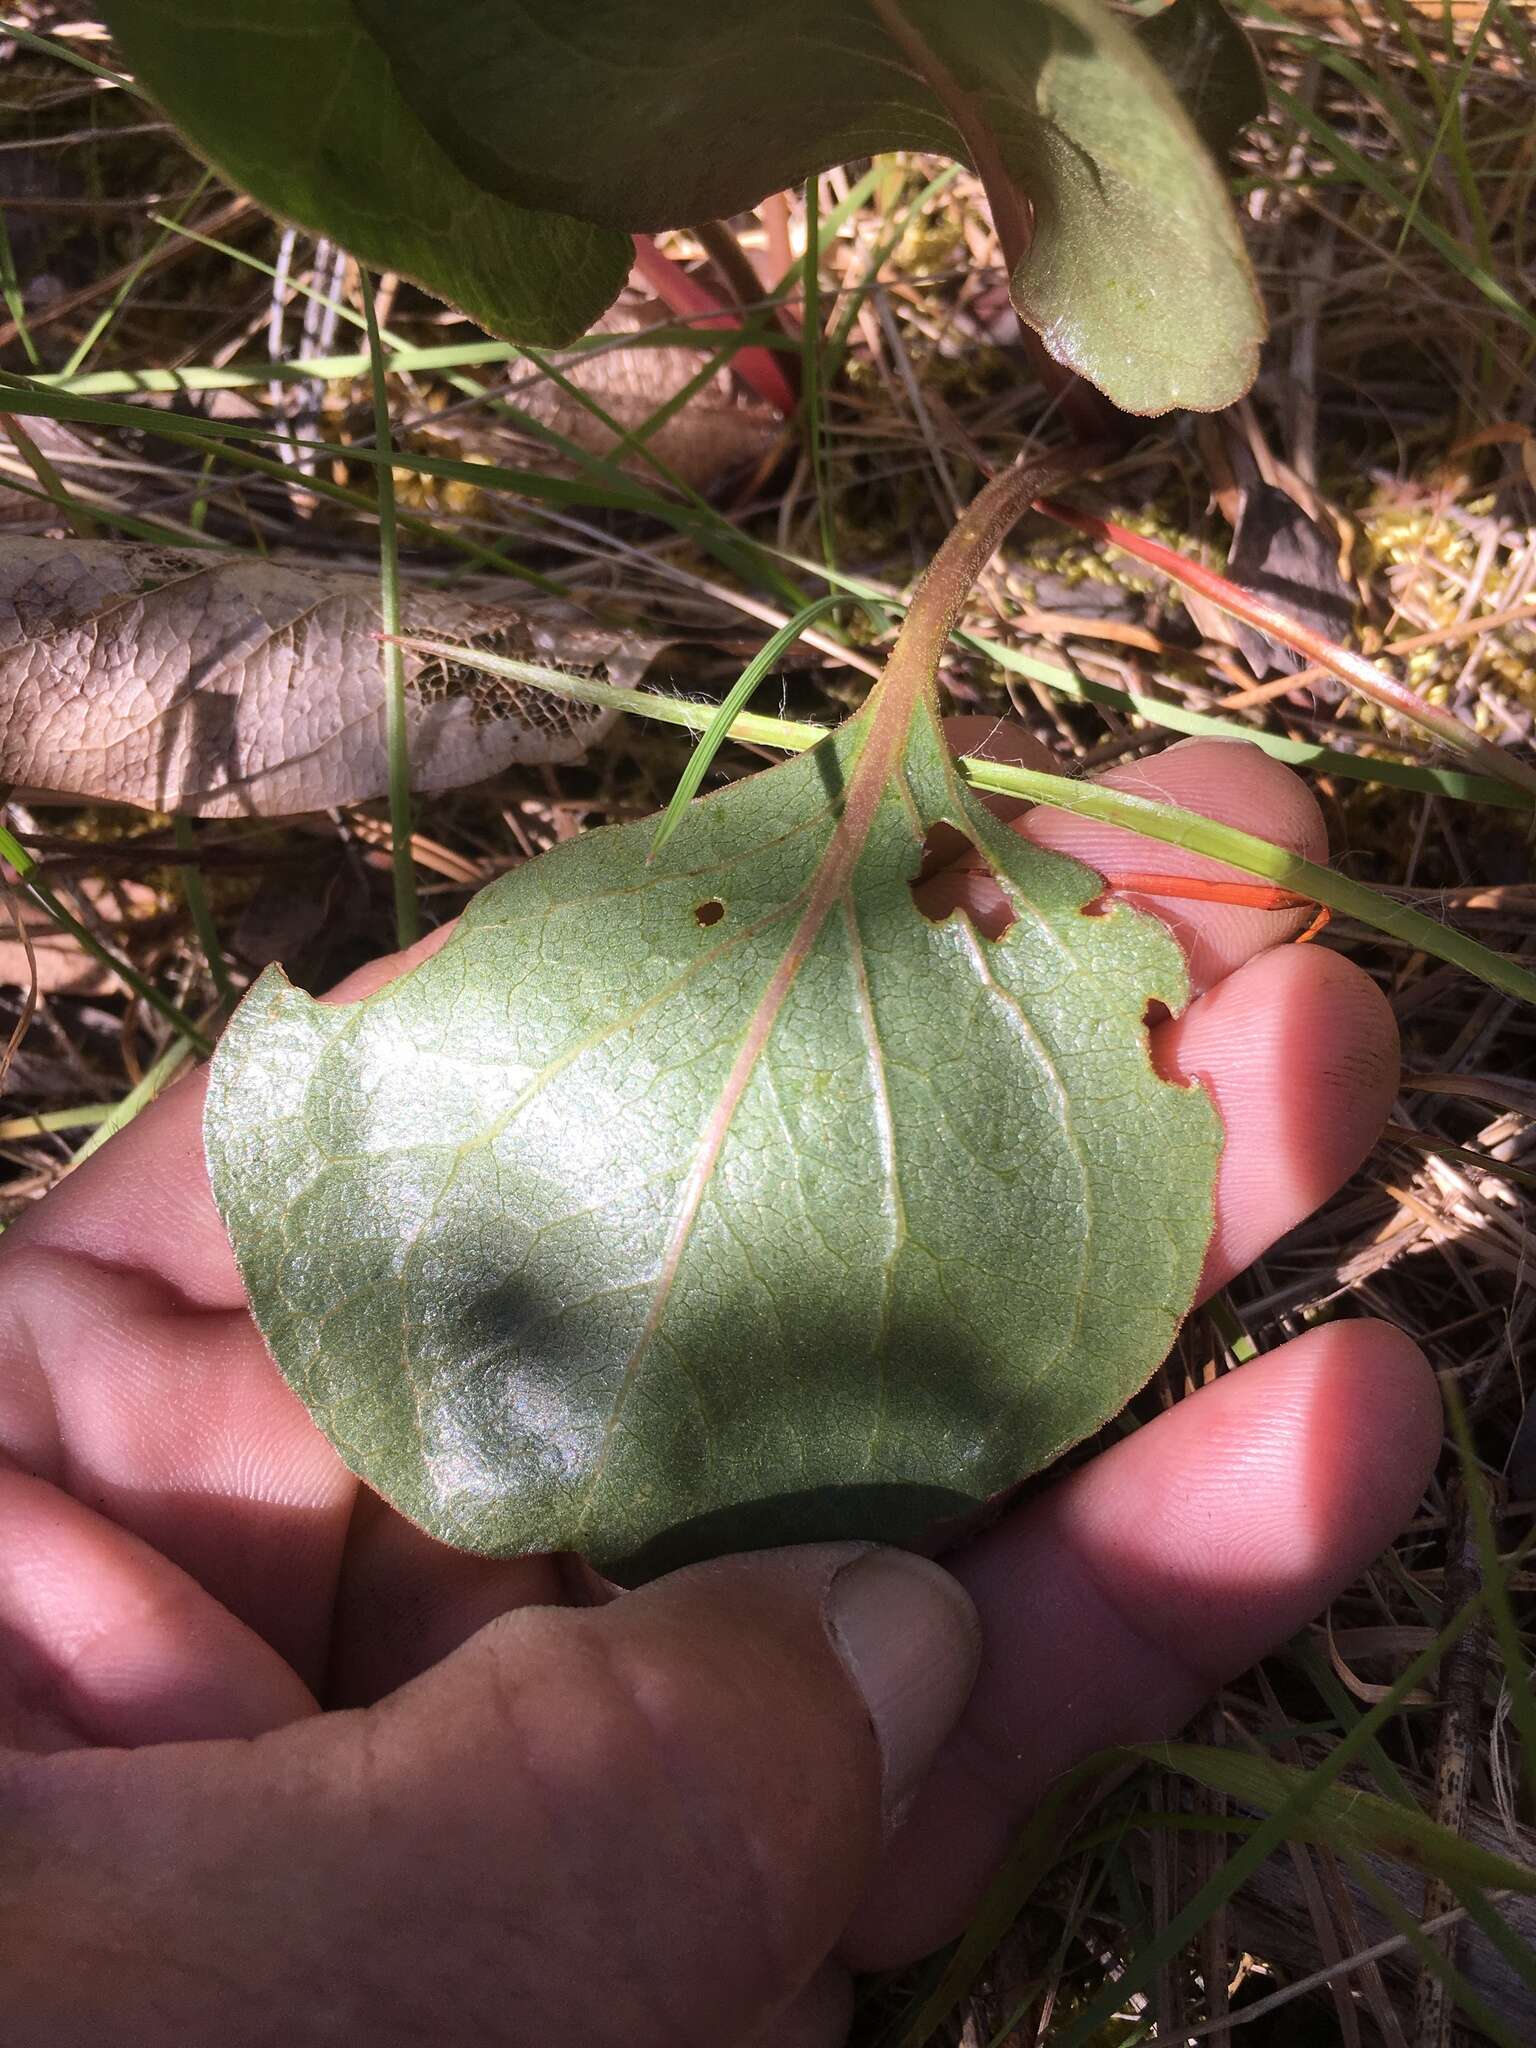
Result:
[101, 0, 1267, 416]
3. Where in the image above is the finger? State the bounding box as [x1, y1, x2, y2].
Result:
[0, 1466, 316, 1751]
[0, 921, 458, 1314]
[0, 1218, 353, 1686]
[3, 1545, 979, 2046]
[0, 928, 458, 1678]
[841, 1321, 1440, 1967]
[1151, 940, 1400, 1301]
[750, 1962, 853, 2048]
[930, 733, 1327, 995]
[324, 1489, 575, 1707]
[1020, 737, 1328, 992]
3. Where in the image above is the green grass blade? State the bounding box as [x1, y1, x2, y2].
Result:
[1345, 1851, 1527, 2048]
[953, 759, 1536, 1007]
[768, 162, 886, 302]
[390, 638, 1536, 1006]
[515, 342, 806, 610]
[172, 816, 235, 1010]
[1128, 1741, 1536, 1894]
[0, 15, 134, 87]
[825, 164, 960, 377]
[1269, 83, 1536, 337]
[392, 636, 831, 753]
[146, 213, 803, 603]
[68, 1038, 197, 1168]
[0, 407, 96, 538]
[63, 171, 213, 379]
[1445, 1382, 1536, 1820]
[361, 271, 419, 949]
[648, 593, 889, 857]
[801, 176, 835, 573]
[1457, 1885, 1536, 2000]
[1041, 1523, 1536, 2048]
[959, 629, 1529, 810]
[769, 548, 1527, 809]
[27, 329, 788, 401]
[0, 1105, 112, 1141]
[1291, 1637, 1421, 1808]
[0, 206, 40, 368]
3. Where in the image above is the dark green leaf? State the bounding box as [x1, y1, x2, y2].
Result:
[101, 0, 631, 348]
[204, 462, 1221, 1580]
[1136, 0, 1267, 158]
[107, 0, 1265, 414]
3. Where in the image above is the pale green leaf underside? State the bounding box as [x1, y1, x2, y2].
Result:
[101, 0, 630, 349]
[206, 703, 1219, 1580]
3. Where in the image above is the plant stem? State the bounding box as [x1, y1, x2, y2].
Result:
[695, 220, 777, 327]
[864, 0, 1111, 440]
[389, 632, 1536, 1008]
[361, 270, 420, 949]
[628, 233, 797, 417]
[872, 447, 1106, 729]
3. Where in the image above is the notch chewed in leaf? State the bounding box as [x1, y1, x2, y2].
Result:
[205, 455, 1222, 1581]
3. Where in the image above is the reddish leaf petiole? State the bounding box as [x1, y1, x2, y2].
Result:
[1108, 871, 1330, 941]
[629, 233, 798, 417]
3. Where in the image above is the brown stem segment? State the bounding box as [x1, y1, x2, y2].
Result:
[1036, 496, 1536, 804]
[868, 447, 1108, 738]
[866, 0, 1117, 442]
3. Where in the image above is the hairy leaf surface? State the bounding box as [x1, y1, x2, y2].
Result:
[105, 0, 1264, 416]
[205, 462, 1222, 1579]
[0, 540, 648, 815]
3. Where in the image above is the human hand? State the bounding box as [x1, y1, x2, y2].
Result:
[0, 738, 1440, 2045]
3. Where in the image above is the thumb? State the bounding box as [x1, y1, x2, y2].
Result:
[1, 1544, 979, 2048]
[371, 1542, 982, 2044]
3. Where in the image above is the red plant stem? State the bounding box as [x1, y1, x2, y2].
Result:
[1108, 874, 1330, 942]
[1110, 874, 1314, 911]
[629, 234, 798, 418]
[1035, 496, 1536, 803]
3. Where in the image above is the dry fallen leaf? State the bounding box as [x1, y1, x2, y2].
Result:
[0, 538, 654, 817]
[511, 295, 785, 492]
[413, 295, 784, 502]
[1223, 479, 1355, 685]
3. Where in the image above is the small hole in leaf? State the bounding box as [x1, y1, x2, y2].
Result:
[1146, 999, 1190, 1086]
[910, 827, 1015, 941]
[695, 898, 726, 927]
